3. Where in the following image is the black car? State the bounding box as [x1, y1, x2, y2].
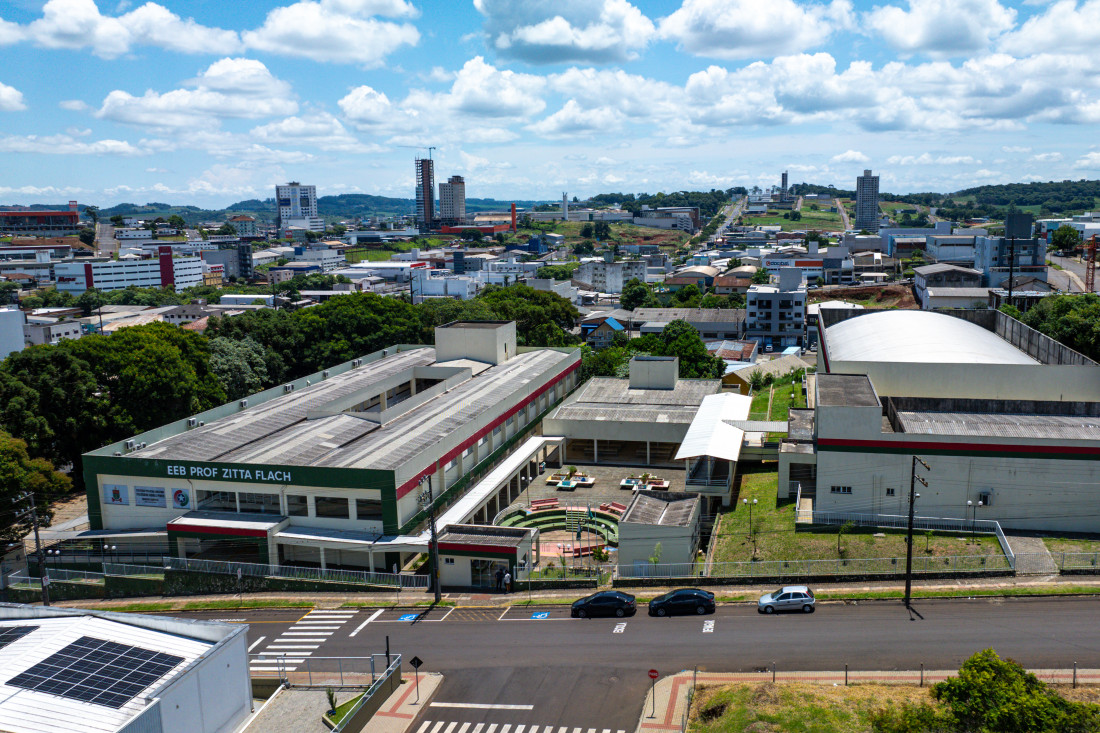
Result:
[648, 588, 716, 617]
[571, 591, 637, 618]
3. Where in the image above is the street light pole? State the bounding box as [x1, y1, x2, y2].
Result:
[903, 456, 930, 608]
[418, 473, 442, 604]
[743, 498, 757, 539]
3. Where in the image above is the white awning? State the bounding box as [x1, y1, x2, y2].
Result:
[674, 393, 753, 462]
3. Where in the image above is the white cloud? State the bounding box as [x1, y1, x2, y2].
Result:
[0, 82, 26, 111]
[59, 99, 89, 111]
[866, 0, 1016, 57]
[403, 57, 544, 119]
[95, 58, 297, 128]
[243, 0, 418, 66]
[887, 153, 978, 165]
[527, 99, 625, 137]
[1000, 0, 1100, 55]
[1029, 151, 1063, 162]
[474, 0, 656, 63]
[1002, 145, 1032, 153]
[249, 113, 385, 153]
[0, 132, 148, 156]
[0, 17, 23, 45]
[26, 0, 239, 58]
[338, 86, 396, 126]
[1073, 152, 1100, 169]
[660, 0, 854, 60]
[831, 150, 869, 163]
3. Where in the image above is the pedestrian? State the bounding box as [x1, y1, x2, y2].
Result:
[495, 567, 504, 590]
[504, 570, 512, 593]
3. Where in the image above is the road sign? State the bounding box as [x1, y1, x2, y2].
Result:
[399, 613, 419, 622]
[410, 656, 423, 669]
[531, 612, 550, 620]
[649, 669, 658, 679]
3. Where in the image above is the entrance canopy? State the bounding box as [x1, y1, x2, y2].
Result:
[674, 393, 752, 463]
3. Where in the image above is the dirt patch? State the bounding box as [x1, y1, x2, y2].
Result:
[808, 284, 917, 309]
[750, 684, 780, 706]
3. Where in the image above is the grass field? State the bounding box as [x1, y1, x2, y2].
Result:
[1043, 537, 1100, 555]
[710, 467, 1003, 564]
[520, 221, 689, 249]
[741, 208, 844, 231]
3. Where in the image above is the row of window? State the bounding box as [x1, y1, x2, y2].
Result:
[829, 486, 897, 496]
[196, 490, 383, 521]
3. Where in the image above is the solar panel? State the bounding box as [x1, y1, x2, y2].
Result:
[7, 636, 184, 709]
[0, 626, 38, 649]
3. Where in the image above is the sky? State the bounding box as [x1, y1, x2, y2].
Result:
[1, 0, 1100, 208]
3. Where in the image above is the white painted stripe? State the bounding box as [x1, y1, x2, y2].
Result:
[307, 611, 355, 616]
[524, 726, 534, 733]
[429, 703, 536, 710]
[264, 645, 319, 650]
[472, 724, 484, 733]
[499, 724, 510, 733]
[572, 727, 581, 733]
[587, 728, 596, 733]
[281, 631, 331, 636]
[559, 726, 568, 733]
[457, 723, 470, 733]
[295, 623, 343, 627]
[443, 722, 458, 733]
[516, 725, 526, 733]
[486, 724, 497, 733]
[429, 722, 445, 733]
[602, 728, 611, 733]
[416, 722, 431, 733]
[248, 666, 285, 671]
[350, 609, 385, 637]
[247, 636, 266, 652]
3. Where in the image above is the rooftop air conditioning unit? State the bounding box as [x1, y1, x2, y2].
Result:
[978, 491, 992, 507]
[113, 451, 122, 457]
[187, 418, 197, 427]
[352, 359, 362, 367]
[239, 399, 248, 407]
[284, 384, 294, 393]
[198, 421, 204, 427]
[139, 442, 147, 449]
[322, 370, 329, 378]
[382, 349, 388, 357]
[124, 439, 136, 451]
[306, 380, 311, 386]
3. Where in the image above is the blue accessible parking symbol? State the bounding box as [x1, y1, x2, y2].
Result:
[531, 612, 550, 620]
[399, 613, 419, 621]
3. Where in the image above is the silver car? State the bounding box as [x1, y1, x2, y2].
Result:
[758, 585, 815, 614]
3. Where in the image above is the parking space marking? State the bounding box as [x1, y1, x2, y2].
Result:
[399, 614, 419, 622]
[703, 620, 715, 633]
[612, 622, 627, 634]
[350, 609, 385, 637]
[531, 612, 550, 620]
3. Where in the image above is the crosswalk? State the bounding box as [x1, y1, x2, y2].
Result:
[416, 722, 626, 733]
[249, 609, 356, 673]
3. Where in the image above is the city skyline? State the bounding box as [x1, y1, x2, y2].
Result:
[1, 0, 1099, 207]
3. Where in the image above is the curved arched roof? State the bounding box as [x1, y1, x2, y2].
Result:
[824, 311, 1038, 365]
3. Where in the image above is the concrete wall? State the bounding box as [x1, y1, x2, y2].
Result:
[617, 520, 698, 572]
[434, 322, 516, 365]
[628, 356, 678, 390]
[0, 307, 24, 358]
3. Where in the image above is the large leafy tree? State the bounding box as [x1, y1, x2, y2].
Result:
[477, 284, 580, 346]
[1050, 224, 1082, 252]
[0, 430, 71, 540]
[209, 337, 270, 401]
[659, 320, 725, 379]
[1021, 294, 1100, 362]
[620, 278, 653, 311]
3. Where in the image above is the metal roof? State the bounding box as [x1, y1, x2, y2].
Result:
[816, 374, 880, 407]
[896, 411, 1100, 440]
[674, 393, 751, 462]
[630, 308, 746, 325]
[824, 310, 1038, 365]
[621, 491, 699, 527]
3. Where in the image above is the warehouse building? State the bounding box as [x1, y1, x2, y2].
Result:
[0, 604, 250, 733]
[83, 322, 579, 572]
[782, 308, 1100, 533]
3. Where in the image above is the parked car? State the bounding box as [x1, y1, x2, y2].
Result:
[648, 589, 715, 617]
[758, 586, 815, 614]
[571, 591, 637, 618]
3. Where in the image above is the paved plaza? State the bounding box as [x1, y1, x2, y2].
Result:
[506, 462, 689, 515]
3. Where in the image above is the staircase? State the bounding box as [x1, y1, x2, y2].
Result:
[565, 509, 586, 534]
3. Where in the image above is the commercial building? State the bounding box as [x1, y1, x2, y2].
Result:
[0, 604, 251, 733]
[629, 308, 745, 341]
[415, 158, 435, 231]
[746, 268, 807, 349]
[83, 322, 580, 572]
[854, 170, 880, 232]
[438, 175, 466, 225]
[616, 491, 702, 576]
[0, 203, 81, 237]
[23, 319, 83, 346]
[275, 181, 323, 232]
[227, 215, 258, 238]
[913, 263, 982, 307]
[0, 306, 24, 357]
[54, 248, 202, 294]
[973, 234, 1046, 288]
[575, 259, 646, 293]
[925, 235, 977, 266]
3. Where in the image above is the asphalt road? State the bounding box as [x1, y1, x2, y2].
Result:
[1049, 253, 1090, 292]
[178, 597, 1100, 733]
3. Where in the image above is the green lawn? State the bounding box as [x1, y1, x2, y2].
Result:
[741, 209, 843, 231]
[328, 692, 365, 725]
[1043, 537, 1100, 555]
[710, 467, 1002, 564]
[748, 390, 770, 420]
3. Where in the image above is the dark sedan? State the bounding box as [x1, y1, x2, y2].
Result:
[648, 588, 716, 617]
[571, 591, 637, 618]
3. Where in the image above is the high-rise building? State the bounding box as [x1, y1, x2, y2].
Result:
[855, 169, 880, 232]
[275, 182, 319, 231]
[781, 171, 789, 202]
[439, 175, 466, 224]
[415, 158, 435, 231]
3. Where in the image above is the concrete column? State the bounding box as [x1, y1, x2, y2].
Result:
[436, 463, 446, 493]
[380, 391, 387, 410]
[369, 550, 375, 573]
[268, 540, 279, 566]
[646, 441, 651, 465]
[409, 378, 417, 396]
[593, 439, 598, 464]
[319, 547, 327, 572]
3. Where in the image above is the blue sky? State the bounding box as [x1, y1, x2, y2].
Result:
[1, 0, 1099, 207]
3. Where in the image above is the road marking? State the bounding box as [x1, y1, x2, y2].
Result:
[281, 631, 332, 636]
[247, 636, 266, 652]
[703, 620, 715, 633]
[531, 612, 550, 620]
[264, 645, 319, 650]
[613, 622, 626, 634]
[515, 725, 525, 733]
[472, 724, 484, 733]
[350, 609, 385, 637]
[429, 723, 445, 733]
[458, 723, 470, 733]
[440, 607, 455, 621]
[416, 723, 431, 733]
[399, 613, 420, 621]
[559, 726, 568, 733]
[296, 623, 343, 627]
[486, 725, 496, 733]
[499, 725, 509, 733]
[443, 722, 458, 733]
[430, 703, 536, 710]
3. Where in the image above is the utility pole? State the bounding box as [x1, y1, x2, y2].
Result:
[13, 493, 49, 606]
[418, 472, 442, 604]
[903, 456, 930, 608]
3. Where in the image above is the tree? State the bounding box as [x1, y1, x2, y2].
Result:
[788, 210, 802, 221]
[0, 430, 71, 540]
[84, 205, 99, 225]
[594, 221, 612, 240]
[460, 228, 484, 242]
[659, 320, 725, 378]
[573, 241, 595, 256]
[580, 223, 594, 239]
[620, 278, 650, 311]
[78, 227, 95, 246]
[167, 214, 187, 230]
[837, 520, 854, 555]
[670, 284, 702, 308]
[1051, 224, 1082, 253]
[1021, 294, 1100, 362]
[0, 281, 20, 304]
[752, 268, 770, 284]
[209, 337, 270, 401]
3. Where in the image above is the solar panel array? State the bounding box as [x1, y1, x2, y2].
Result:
[0, 626, 38, 650]
[7, 636, 184, 709]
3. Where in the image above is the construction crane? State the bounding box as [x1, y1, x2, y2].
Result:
[1086, 234, 1098, 294]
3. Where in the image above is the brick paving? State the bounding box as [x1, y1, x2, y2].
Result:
[506, 463, 689, 515]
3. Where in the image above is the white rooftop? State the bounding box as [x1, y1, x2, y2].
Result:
[825, 311, 1038, 365]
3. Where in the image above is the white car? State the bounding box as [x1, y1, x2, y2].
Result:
[758, 585, 815, 614]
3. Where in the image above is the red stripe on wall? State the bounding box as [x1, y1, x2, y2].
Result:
[166, 523, 269, 538]
[158, 246, 175, 286]
[818, 438, 1100, 456]
[84, 262, 95, 289]
[394, 358, 579, 500]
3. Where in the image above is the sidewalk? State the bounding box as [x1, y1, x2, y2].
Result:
[635, 668, 1100, 733]
[365, 672, 442, 733]
[54, 571, 1100, 611]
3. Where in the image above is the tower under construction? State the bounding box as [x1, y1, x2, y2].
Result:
[415, 157, 435, 231]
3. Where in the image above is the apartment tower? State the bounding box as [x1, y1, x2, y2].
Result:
[855, 169, 880, 233]
[415, 157, 436, 231]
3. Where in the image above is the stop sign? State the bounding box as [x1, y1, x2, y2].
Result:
[649, 669, 658, 679]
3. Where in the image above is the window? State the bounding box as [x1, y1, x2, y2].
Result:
[830, 485, 852, 494]
[238, 492, 280, 514]
[444, 557, 455, 565]
[315, 496, 350, 519]
[286, 495, 308, 516]
[356, 498, 383, 521]
[196, 490, 235, 511]
[492, 425, 502, 436]
[886, 488, 895, 496]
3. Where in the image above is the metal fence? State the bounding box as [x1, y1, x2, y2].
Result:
[332, 655, 403, 733]
[11, 567, 106, 583]
[248, 653, 396, 688]
[619, 555, 1012, 579]
[165, 556, 429, 589]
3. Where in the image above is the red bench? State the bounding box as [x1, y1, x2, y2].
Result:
[608, 502, 627, 514]
[530, 498, 559, 511]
